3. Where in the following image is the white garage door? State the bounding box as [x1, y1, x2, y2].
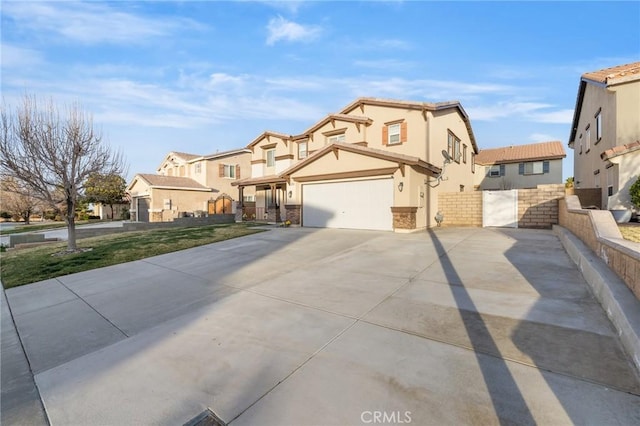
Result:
[302, 178, 393, 231]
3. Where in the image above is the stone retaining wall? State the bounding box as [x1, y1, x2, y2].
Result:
[559, 195, 640, 300]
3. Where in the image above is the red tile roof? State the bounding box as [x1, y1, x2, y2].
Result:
[582, 62, 640, 85]
[475, 141, 566, 165]
[601, 140, 640, 160]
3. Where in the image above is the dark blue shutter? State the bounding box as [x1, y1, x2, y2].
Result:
[519, 163, 525, 175]
[499, 164, 505, 176]
[543, 161, 550, 173]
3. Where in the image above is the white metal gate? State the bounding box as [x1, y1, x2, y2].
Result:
[483, 190, 518, 228]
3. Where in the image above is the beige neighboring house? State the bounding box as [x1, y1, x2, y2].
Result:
[232, 97, 479, 232]
[94, 201, 129, 220]
[474, 141, 566, 190]
[128, 148, 252, 222]
[568, 61, 640, 212]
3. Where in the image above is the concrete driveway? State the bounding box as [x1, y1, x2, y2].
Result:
[2, 227, 639, 425]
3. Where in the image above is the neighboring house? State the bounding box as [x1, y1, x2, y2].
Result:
[474, 141, 566, 190]
[232, 97, 479, 232]
[94, 201, 129, 220]
[128, 148, 252, 222]
[568, 61, 640, 211]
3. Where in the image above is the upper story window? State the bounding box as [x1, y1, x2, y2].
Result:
[487, 165, 504, 177]
[595, 110, 602, 143]
[448, 132, 461, 163]
[463, 144, 468, 164]
[266, 149, 276, 167]
[579, 134, 583, 155]
[519, 161, 549, 175]
[219, 164, 239, 179]
[194, 163, 201, 174]
[585, 125, 591, 153]
[327, 133, 345, 144]
[388, 124, 401, 145]
[298, 141, 308, 159]
[471, 153, 475, 173]
[383, 120, 406, 146]
[179, 166, 185, 177]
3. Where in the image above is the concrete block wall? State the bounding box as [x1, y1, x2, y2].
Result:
[559, 196, 640, 300]
[438, 184, 565, 229]
[518, 184, 566, 228]
[437, 192, 483, 227]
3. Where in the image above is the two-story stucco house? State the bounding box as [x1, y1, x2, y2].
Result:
[232, 97, 479, 232]
[474, 141, 566, 190]
[568, 62, 640, 212]
[128, 148, 252, 222]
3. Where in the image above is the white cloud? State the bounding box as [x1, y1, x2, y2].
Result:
[529, 133, 561, 142]
[353, 59, 416, 70]
[266, 16, 321, 45]
[0, 43, 44, 69]
[2, 2, 204, 45]
[528, 109, 574, 124]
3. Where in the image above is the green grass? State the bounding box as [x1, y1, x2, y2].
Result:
[0, 223, 264, 288]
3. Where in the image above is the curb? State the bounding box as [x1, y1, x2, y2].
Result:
[554, 225, 640, 372]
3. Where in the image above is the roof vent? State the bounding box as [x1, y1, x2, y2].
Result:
[183, 408, 226, 426]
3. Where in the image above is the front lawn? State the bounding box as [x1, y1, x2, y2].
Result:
[619, 224, 640, 243]
[0, 223, 263, 289]
[0, 221, 92, 235]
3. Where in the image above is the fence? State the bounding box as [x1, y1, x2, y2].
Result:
[437, 184, 566, 229]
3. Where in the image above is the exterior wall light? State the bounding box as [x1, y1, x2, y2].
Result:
[398, 182, 404, 192]
[288, 190, 293, 198]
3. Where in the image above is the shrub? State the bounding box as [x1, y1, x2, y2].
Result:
[630, 176, 640, 209]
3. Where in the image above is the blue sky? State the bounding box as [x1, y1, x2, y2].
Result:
[2, 1, 639, 182]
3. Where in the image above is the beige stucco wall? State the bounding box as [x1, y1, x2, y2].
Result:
[572, 79, 640, 208]
[202, 153, 252, 198]
[474, 159, 563, 190]
[608, 150, 640, 210]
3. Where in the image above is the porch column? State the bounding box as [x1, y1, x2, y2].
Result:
[235, 186, 244, 222]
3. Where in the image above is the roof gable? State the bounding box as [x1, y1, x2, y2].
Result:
[281, 142, 440, 177]
[475, 141, 566, 165]
[129, 174, 211, 191]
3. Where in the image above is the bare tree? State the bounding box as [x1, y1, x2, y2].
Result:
[0, 95, 126, 251]
[0, 177, 43, 224]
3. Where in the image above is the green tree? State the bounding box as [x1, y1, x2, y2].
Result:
[630, 176, 640, 209]
[84, 173, 127, 220]
[565, 177, 574, 188]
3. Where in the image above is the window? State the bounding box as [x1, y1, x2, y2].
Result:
[388, 124, 401, 145]
[298, 141, 308, 159]
[327, 133, 345, 144]
[487, 165, 502, 177]
[595, 110, 602, 143]
[525, 161, 544, 175]
[243, 195, 255, 202]
[519, 161, 549, 175]
[194, 163, 201, 174]
[594, 169, 600, 188]
[463, 144, 468, 164]
[266, 149, 275, 167]
[223, 164, 235, 178]
[607, 166, 614, 196]
[471, 153, 475, 173]
[579, 134, 583, 155]
[448, 132, 461, 162]
[585, 125, 591, 152]
[382, 121, 406, 145]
